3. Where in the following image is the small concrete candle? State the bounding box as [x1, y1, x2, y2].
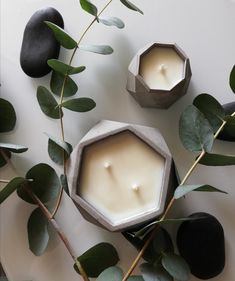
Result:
[140, 47, 184, 90]
[68, 120, 177, 232]
[126, 42, 192, 109]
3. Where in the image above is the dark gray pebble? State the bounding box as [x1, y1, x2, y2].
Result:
[177, 212, 225, 280]
[218, 102, 235, 142]
[20, 7, 64, 78]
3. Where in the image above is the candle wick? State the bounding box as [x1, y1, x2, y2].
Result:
[159, 64, 167, 73]
[104, 162, 111, 169]
[132, 183, 140, 192]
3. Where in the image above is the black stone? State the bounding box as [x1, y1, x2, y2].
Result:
[177, 212, 225, 280]
[218, 102, 235, 142]
[20, 7, 64, 78]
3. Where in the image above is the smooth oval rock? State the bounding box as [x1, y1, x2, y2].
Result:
[218, 102, 235, 142]
[20, 7, 64, 78]
[177, 212, 225, 280]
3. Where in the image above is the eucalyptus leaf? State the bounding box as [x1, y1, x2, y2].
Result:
[152, 228, 174, 259]
[61, 98, 96, 112]
[199, 152, 235, 166]
[48, 59, 85, 76]
[229, 65, 235, 93]
[79, 44, 113, 55]
[99, 16, 125, 29]
[80, 0, 98, 16]
[50, 71, 78, 97]
[0, 149, 11, 168]
[27, 208, 49, 256]
[134, 218, 199, 240]
[97, 266, 123, 281]
[17, 163, 60, 204]
[123, 228, 173, 264]
[48, 139, 72, 165]
[45, 133, 72, 165]
[37, 86, 61, 119]
[0, 177, 26, 204]
[140, 263, 173, 281]
[174, 184, 227, 199]
[161, 253, 190, 281]
[45, 21, 77, 49]
[0, 143, 28, 153]
[74, 243, 119, 277]
[0, 98, 16, 132]
[60, 174, 69, 196]
[120, 0, 143, 14]
[193, 94, 225, 132]
[45, 133, 72, 155]
[179, 105, 214, 152]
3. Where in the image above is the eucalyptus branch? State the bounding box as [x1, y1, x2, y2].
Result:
[52, 0, 113, 218]
[121, 112, 234, 281]
[2, 153, 90, 281]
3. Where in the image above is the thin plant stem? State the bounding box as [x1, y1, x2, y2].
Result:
[121, 112, 235, 281]
[0, 179, 10, 183]
[52, 0, 113, 218]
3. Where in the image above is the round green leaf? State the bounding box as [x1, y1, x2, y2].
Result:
[27, 208, 49, 256]
[0, 98, 16, 132]
[97, 266, 124, 281]
[74, 243, 119, 277]
[0, 142, 28, 153]
[120, 0, 143, 14]
[48, 138, 72, 165]
[199, 152, 235, 166]
[48, 59, 86, 76]
[193, 94, 225, 132]
[0, 149, 11, 168]
[229, 65, 235, 93]
[79, 44, 113, 55]
[61, 98, 96, 112]
[50, 71, 78, 97]
[142, 227, 174, 263]
[140, 263, 173, 281]
[80, 0, 98, 16]
[161, 253, 190, 281]
[0, 177, 26, 204]
[37, 86, 61, 119]
[179, 105, 214, 152]
[17, 163, 60, 204]
[45, 21, 77, 49]
[174, 184, 227, 199]
[60, 174, 70, 196]
[99, 16, 125, 29]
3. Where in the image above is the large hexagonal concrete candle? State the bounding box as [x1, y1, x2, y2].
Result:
[126, 42, 192, 109]
[68, 120, 176, 232]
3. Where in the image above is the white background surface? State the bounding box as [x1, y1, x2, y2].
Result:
[1, 0, 235, 280]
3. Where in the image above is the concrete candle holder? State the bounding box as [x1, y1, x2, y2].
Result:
[68, 120, 177, 232]
[126, 42, 192, 109]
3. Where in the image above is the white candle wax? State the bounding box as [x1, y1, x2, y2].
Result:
[140, 47, 184, 90]
[79, 131, 165, 225]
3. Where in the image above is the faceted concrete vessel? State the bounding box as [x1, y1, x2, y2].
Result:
[68, 120, 177, 232]
[126, 42, 192, 109]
